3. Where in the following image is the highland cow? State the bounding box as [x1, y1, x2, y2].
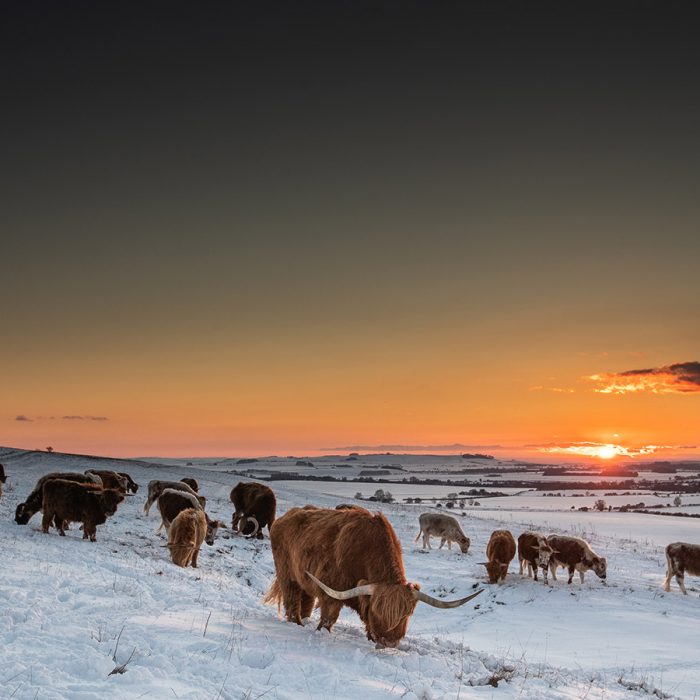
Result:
[230, 482, 276, 538]
[263, 506, 482, 647]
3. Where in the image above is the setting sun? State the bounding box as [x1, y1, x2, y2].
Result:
[595, 444, 618, 460]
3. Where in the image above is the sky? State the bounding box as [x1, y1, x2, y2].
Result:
[2, 2, 699, 460]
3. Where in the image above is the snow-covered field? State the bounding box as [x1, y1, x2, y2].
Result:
[2, 447, 700, 699]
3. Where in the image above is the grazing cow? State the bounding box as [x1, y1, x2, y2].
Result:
[0, 463, 6, 501]
[180, 477, 199, 492]
[263, 506, 483, 647]
[547, 535, 607, 584]
[156, 488, 223, 545]
[168, 508, 207, 567]
[415, 513, 470, 553]
[118, 472, 139, 493]
[143, 479, 199, 515]
[230, 482, 276, 539]
[41, 479, 124, 541]
[85, 469, 129, 493]
[518, 531, 555, 583]
[663, 542, 700, 595]
[15, 472, 103, 525]
[482, 530, 517, 583]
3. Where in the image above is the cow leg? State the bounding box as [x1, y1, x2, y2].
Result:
[191, 547, 199, 568]
[439, 537, 446, 550]
[317, 597, 342, 633]
[541, 565, 549, 585]
[579, 570, 585, 584]
[533, 564, 538, 582]
[281, 583, 305, 625]
[41, 510, 53, 534]
[550, 562, 558, 581]
[663, 566, 673, 591]
[424, 535, 431, 549]
[518, 557, 524, 575]
[676, 572, 688, 595]
[567, 566, 575, 584]
[447, 540, 452, 551]
[155, 520, 164, 534]
[299, 592, 314, 620]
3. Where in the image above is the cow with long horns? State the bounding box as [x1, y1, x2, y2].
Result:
[264, 506, 482, 648]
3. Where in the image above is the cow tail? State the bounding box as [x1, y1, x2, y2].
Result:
[414, 529, 422, 543]
[262, 578, 282, 611]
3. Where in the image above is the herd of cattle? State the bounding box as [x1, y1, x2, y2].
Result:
[2, 461, 700, 647]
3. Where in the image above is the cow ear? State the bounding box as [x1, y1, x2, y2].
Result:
[409, 582, 421, 592]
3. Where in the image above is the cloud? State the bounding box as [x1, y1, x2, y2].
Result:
[62, 415, 109, 421]
[15, 415, 33, 422]
[589, 361, 700, 395]
[528, 386, 575, 393]
[531, 442, 683, 459]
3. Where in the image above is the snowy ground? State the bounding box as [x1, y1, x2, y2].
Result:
[2, 447, 700, 700]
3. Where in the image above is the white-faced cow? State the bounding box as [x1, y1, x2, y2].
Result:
[518, 531, 555, 584]
[415, 513, 470, 553]
[547, 534, 607, 584]
[663, 542, 700, 595]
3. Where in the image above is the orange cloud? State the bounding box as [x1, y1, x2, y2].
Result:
[533, 442, 680, 459]
[589, 361, 700, 395]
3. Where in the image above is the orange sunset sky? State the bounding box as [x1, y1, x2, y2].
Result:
[3, 5, 699, 461]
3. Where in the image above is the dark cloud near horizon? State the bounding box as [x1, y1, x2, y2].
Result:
[320, 443, 503, 452]
[590, 361, 700, 394]
[15, 415, 33, 422]
[62, 415, 109, 421]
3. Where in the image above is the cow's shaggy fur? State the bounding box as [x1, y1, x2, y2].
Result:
[168, 508, 207, 567]
[156, 488, 220, 544]
[85, 469, 128, 493]
[180, 477, 199, 492]
[264, 506, 420, 647]
[41, 479, 124, 541]
[15, 472, 103, 525]
[0, 463, 6, 501]
[143, 480, 199, 515]
[118, 472, 139, 493]
[230, 482, 276, 538]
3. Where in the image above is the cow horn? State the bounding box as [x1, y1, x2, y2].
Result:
[306, 571, 375, 599]
[414, 588, 484, 608]
[245, 516, 259, 537]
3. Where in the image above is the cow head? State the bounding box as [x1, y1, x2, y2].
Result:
[15, 502, 30, 525]
[101, 489, 125, 515]
[237, 515, 260, 538]
[205, 517, 226, 545]
[483, 560, 509, 584]
[306, 572, 483, 648]
[590, 556, 607, 580]
[536, 539, 555, 570]
[457, 536, 470, 554]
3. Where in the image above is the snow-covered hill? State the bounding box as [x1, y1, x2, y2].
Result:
[1, 447, 699, 699]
